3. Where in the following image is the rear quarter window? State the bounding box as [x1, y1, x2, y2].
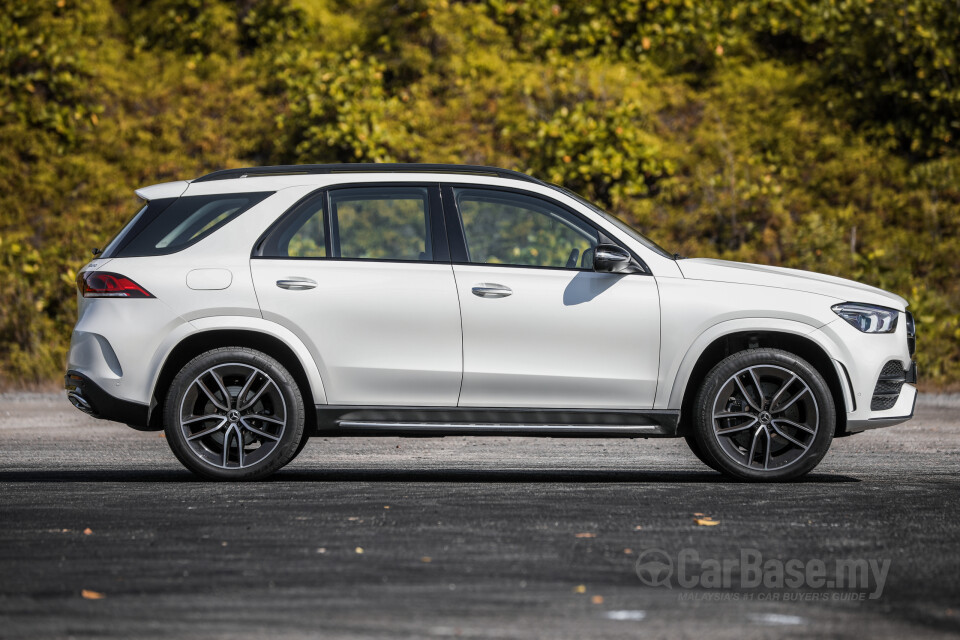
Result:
[111, 192, 271, 258]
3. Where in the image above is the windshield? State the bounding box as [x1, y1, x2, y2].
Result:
[550, 185, 675, 260]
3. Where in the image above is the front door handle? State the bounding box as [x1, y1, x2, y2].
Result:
[276, 277, 317, 291]
[471, 283, 512, 298]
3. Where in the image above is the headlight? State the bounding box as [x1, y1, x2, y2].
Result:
[831, 303, 899, 333]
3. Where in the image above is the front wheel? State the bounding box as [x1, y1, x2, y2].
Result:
[163, 347, 306, 480]
[691, 348, 835, 481]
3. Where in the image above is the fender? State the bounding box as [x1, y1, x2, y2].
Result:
[660, 316, 847, 410]
[148, 315, 328, 405]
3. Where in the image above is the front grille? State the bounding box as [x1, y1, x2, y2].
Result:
[871, 361, 905, 411]
[906, 311, 916, 356]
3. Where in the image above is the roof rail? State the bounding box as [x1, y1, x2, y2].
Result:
[192, 163, 546, 185]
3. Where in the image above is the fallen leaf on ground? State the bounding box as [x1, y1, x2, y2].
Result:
[624, 548, 633, 554]
[158, 433, 166, 438]
[634, 525, 643, 530]
[83, 527, 92, 535]
[421, 556, 431, 563]
[81, 589, 104, 600]
[694, 517, 720, 526]
[574, 532, 596, 538]
[591, 595, 604, 604]
[573, 584, 586, 594]
[355, 547, 364, 554]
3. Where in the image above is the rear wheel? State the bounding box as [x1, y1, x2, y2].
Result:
[163, 347, 306, 480]
[691, 348, 835, 481]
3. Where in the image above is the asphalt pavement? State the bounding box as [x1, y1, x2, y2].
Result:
[1, 393, 958, 639]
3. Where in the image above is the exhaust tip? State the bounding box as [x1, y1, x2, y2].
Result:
[67, 391, 95, 415]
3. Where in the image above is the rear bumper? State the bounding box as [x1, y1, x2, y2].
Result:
[64, 371, 152, 429]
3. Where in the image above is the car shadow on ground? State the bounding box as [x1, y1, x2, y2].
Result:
[0, 468, 861, 484]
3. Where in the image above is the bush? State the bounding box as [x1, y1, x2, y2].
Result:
[0, 0, 957, 388]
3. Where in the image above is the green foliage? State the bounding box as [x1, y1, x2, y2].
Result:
[239, 0, 308, 51]
[0, 0, 958, 388]
[265, 46, 410, 163]
[744, 0, 960, 158]
[0, 0, 105, 143]
[485, 0, 736, 73]
[123, 0, 239, 57]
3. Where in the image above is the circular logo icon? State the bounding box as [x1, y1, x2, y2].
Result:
[634, 548, 673, 588]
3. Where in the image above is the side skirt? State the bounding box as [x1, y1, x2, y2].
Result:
[313, 406, 680, 438]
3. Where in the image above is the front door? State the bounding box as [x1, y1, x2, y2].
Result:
[445, 186, 661, 409]
[251, 184, 462, 406]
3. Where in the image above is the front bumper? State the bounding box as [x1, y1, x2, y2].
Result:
[845, 382, 917, 433]
[65, 371, 152, 430]
[816, 312, 917, 435]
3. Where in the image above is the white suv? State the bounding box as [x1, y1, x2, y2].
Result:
[66, 164, 917, 481]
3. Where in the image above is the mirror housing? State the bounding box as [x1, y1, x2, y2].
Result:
[593, 244, 636, 273]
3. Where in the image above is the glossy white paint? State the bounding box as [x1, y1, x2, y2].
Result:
[454, 265, 660, 408]
[251, 260, 463, 406]
[67, 169, 917, 433]
[134, 180, 189, 200]
[68, 294, 189, 405]
[676, 258, 907, 309]
[184, 316, 328, 405]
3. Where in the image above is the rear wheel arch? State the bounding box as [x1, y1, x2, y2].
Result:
[149, 329, 317, 434]
[677, 331, 848, 437]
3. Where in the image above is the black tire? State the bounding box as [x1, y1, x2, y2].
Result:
[691, 348, 835, 482]
[163, 347, 306, 480]
[684, 434, 720, 472]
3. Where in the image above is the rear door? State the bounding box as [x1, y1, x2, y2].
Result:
[251, 184, 462, 406]
[444, 185, 661, 409]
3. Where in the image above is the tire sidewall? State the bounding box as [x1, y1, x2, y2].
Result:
[163, 347, 305, 481]
[693, 348, 835, 482]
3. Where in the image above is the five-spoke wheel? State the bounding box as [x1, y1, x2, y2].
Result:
[179, 363, 287, 470]
[691, 348, 834, 481]
[164, 348, 305, 480]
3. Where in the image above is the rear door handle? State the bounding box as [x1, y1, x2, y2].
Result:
[276, 277, 317, 290]
[471, 283, 512, 298]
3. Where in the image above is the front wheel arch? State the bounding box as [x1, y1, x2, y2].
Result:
[677, 331, 848, 438]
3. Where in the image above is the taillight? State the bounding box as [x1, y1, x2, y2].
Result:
[77, 271, 155, 298]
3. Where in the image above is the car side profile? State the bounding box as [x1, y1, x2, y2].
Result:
[65, 163, 917, 481]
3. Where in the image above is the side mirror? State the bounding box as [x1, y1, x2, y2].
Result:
[593, 244, 634, 273]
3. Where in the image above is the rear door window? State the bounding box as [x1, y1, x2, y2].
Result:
[258, 186, 436, 262]
[330, 187, 431, 261]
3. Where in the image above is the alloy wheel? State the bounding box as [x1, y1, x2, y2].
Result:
[178, 362, 287, 470]
[711, 364, 819, 471]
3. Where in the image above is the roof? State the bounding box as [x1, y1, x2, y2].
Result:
[191, 163, 547, 186]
